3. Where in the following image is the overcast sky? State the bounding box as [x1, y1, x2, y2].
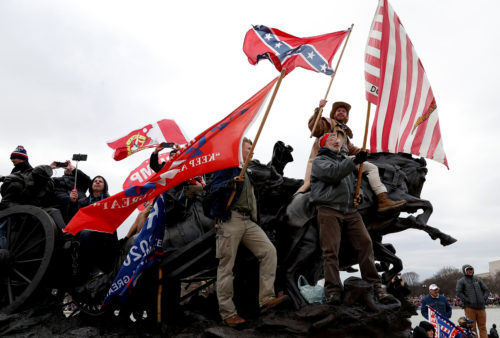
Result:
[1, 0, 499, 281]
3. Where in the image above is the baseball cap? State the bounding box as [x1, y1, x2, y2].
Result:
[429, 284, 439, 290]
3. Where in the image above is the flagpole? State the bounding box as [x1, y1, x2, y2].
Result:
[310, 24, 354, 138]
[353, 101, 371, 207]
[225, 69, 287, 209]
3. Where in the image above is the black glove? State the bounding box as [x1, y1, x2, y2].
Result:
[353, 151, 368, 165]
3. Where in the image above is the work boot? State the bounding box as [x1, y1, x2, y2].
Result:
[260, 295, 289, 313]
[377, 192, 406, 212]
[223, 314, 246, 327]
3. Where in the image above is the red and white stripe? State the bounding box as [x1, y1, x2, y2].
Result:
[365, 0, 448, 168]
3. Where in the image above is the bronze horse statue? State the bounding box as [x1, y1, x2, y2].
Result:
[125, 141, 456, 315]
[270, 147, 456, 309]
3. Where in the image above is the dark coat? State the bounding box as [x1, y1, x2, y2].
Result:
[310, 147, 357, 213]
[150, 152, 165, 173]
[456, 264, 489, 309]
[67, 176, 110, 220]
[0, 165, 56, 209]
[53, 169, 91, 199]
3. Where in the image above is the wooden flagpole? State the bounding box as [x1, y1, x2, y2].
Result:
[310, 24, 354, 138]
[226, 68, 287, 209]
[353, 101, 371, 207]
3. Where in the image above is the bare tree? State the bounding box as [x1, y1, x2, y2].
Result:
[402, 271, 421, 296]
[401, 272, 419, 286]
[422, 266, 462, 297]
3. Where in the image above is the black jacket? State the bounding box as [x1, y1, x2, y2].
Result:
[53, 169, 91, 199]
[0, 165, 56, 209]
[150, 152, 165, 173]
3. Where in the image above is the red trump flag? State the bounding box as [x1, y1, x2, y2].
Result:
[244, 25, 348, 75]
[365, 0, 448, 168]
[64, 78, 278, 235]
[107, 119, 187, 161]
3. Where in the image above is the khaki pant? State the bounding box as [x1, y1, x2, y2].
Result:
[296, 141, 387, 195]
[216, 210, 277, 319]
[464, 307, 487, 338]
[317, 206, 381, 296]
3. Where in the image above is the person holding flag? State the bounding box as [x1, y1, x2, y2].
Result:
[209, 137, 288, 327]
[310, 132, 388, 304]
[297, 99, 406, 212]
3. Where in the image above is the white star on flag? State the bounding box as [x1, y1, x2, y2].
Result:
[307, 51, 315, 59]
[275, 42, 282, 48]
[265, 33, 272, 40]
[320, 64, 327, 72]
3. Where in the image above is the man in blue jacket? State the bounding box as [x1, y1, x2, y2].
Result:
[209, 137, 287, 327]
[421, 284, 452, 320]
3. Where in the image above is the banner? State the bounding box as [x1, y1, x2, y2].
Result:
[64, 77, 278, 235]
[107, 119, 187, 161]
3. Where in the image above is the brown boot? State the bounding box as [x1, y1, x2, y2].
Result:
[260, 295, 290, 313]
[223, 314, 246, 327]
[377, 192, 406, 212]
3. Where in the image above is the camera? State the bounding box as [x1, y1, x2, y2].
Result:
[55, 162, 68, 168]
[160, 142, 175, 148]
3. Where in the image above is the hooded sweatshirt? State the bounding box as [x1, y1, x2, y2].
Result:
[455, 264, 489, 309]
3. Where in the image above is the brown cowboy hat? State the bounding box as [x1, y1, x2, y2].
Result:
[331, 101, 351, 114]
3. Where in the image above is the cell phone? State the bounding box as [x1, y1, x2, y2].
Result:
[55, 162, 68, 168]
[160, 142, 175, 148]
[72, 154, 88, 161]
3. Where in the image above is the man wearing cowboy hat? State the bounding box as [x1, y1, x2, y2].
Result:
[297, 100, 406, 212]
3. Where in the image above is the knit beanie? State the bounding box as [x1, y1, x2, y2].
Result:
[10, 145, 28, 161]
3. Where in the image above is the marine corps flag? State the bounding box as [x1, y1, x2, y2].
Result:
[107, 119, 187, 161]
[244, 25, 348, 75]
[365, 0, 448, 168]
[64, 77, 278, 235]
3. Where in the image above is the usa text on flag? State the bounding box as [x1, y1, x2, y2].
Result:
[64, 78, 278, 235]
[244, 25, 348, 75]
[107, 119, 187, 161]
[365, 0, 448, 168]
[103, 193, 166, 306]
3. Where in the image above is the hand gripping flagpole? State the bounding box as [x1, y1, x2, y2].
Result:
[226, 68, 287, 209]
[310, 24, 354, 138]
[353, 102, 371, 207]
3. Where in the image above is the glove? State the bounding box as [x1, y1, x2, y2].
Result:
[353, 151, 368, 165]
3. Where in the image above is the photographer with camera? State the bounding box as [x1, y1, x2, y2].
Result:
[51, 159, 91, 223]
[387, 273, 411, 300]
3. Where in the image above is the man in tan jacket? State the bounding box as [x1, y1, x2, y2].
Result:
[296, 99, 406, 212]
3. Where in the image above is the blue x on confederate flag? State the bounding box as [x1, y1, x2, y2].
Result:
[243, 25, 348, 75]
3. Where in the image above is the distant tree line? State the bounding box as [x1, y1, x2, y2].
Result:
[400, 267, 500, 297]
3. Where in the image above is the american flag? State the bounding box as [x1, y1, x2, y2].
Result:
[428, 306, 461, 338]
[244, 25, 348, 75]
[365, 0, 448, 168]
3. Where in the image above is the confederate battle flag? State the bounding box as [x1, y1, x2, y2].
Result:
[243, 25, 348, 75]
